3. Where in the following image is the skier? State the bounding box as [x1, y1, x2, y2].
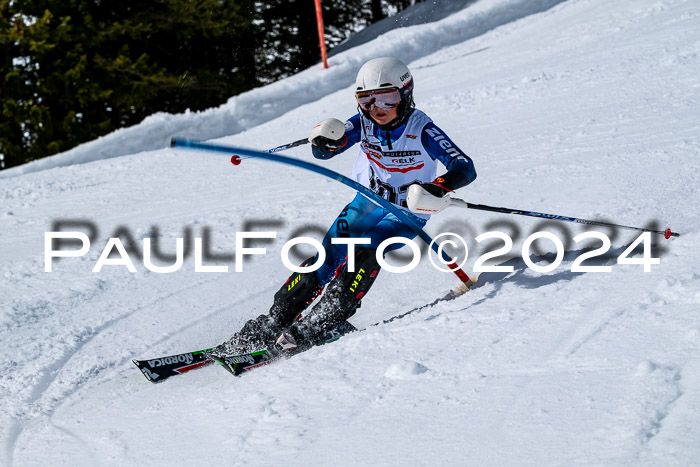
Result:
[216, 57, 477, 355]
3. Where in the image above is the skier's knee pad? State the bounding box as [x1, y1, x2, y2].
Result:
[290, 247, 381, 344]
[338, 246, 381, 301]
[270, 256, 323, 326]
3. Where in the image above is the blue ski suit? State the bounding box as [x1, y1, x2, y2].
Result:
[311, 110, 477, 285]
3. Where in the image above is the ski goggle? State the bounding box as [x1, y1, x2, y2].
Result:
[356, 88, 401, 111]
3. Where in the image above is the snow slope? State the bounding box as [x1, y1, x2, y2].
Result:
[1, 0, 699, 465]
[327, 0, 480, 56]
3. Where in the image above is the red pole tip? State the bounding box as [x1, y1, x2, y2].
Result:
[664, 228, 672, 239]
[231, 155, 241, 165]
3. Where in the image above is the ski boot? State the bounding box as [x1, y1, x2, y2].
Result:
[276, 320, 357, 352]
[214, 257, 324, 356]
[281, 246, 381, 352]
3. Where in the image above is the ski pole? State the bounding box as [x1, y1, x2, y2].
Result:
[230, 137, 310, 165]
[447, 197, 679, 239]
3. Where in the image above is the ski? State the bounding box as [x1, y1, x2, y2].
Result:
[132, 282, 476, 384]
[132, 281, 478, 384]
[132, 348, 216, 383]
[133, 321, 358, 383]
[209, 320, 359, 378]
[210, 349, 284, 376]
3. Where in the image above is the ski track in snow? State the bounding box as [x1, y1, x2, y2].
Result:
[2, 0, 700, 464]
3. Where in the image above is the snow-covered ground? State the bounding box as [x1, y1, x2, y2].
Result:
[1, 0, 699, 465]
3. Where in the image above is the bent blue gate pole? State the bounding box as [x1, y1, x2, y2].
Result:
[171, 137, 473, 285]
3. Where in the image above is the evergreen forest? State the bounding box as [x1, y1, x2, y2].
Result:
[0, 0, 423, 169]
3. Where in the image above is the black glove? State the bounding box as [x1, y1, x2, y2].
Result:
[418, 180, 451, 198]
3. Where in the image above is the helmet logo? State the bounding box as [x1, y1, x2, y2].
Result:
[399, 72, 411, 82]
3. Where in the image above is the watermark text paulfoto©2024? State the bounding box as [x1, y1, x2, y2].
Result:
[45, 229, 661, 275]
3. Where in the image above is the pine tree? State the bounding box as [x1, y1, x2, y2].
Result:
[0, 0, 424, 170]
[254, 0, 421, 83]
[1, 0, 259, 169]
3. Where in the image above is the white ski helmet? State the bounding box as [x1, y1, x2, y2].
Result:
[355, 57, 415, 126]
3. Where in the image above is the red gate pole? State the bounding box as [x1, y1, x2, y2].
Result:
[314, 0, 329, 69]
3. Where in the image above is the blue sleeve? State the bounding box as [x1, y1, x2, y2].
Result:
[312, 114, 363, 160]
[421, 122, 477, 189]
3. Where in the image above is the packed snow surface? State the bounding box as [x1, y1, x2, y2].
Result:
[1, 0, 699, 465]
